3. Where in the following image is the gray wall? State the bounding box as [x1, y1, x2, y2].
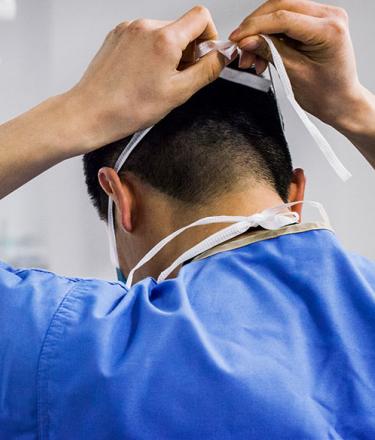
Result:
[0, 0, 374, 280]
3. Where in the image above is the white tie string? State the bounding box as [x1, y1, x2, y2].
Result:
[126, 205, 300, 289]
[107, 127, 154, 267]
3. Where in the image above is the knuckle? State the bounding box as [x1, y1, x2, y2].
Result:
[205, 58, 220, 84]
[193, 4, 210, 16]
[129, 18, 150, 31]
[257, 44, 272, 62]
[334, 7, 349, 22]
[327, 16, 347, 35]
[206, 65, 216, 83]
[325, 5, 349, 22]
[273, 9, 288, 21]
[269, 0, 285, 7]
[112, 21, 129, 35]
[155, 29, 175, 51]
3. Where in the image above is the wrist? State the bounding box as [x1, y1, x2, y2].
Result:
[42, 88, 133, 159]
[47, 90, 104, 158]
[329, 84, 375, 141]
[31, 92, 98, 160]
[59, 85, 141, 156]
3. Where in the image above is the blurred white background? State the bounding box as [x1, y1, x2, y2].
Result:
[0, 0, 374, 280]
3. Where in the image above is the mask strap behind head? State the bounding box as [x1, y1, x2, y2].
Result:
[125, 200, 330, 288]
[261, 35, 351, 182]
[125, 204, 301, 288]
[107, 127, 153, 267]
[156, 200, 329, 285]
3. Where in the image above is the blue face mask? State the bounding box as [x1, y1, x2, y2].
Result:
[116, 268, 127, 284]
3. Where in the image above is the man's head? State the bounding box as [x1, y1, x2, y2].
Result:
[83, 70, 305, 280]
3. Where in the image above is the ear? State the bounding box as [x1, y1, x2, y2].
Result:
[98, 167, 135, 232]
[288, 168, 306, 221]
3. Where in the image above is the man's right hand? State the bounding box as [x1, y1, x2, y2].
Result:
[71, 6, 225, 153]
[229, 0, 375, 168]
[0, 6, 226, 199]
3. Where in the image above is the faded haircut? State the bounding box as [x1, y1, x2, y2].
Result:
[83, 66, 293, 221]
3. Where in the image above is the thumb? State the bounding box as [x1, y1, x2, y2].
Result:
[176, 50, 226, 101]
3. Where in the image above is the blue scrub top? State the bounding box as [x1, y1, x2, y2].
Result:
[0, 227, 375, 439]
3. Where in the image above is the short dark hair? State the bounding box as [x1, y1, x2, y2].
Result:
[83, 67, 293, 221]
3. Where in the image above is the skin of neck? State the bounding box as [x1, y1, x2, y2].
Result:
[114, 176, 293, 284]
[98, 167, 305, 284]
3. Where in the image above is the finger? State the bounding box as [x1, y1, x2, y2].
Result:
[166, 6, 218, 49]
[246, 0, 331, 20]
[239, 51, 256, 69]
[239, 35, 281, 62]
[246, 0, 348, 22]
[238, 35, 265, 55]
[255, 56, 268, 75]
[229, 11, 327, 46]
[228, 0, 332, 40]
[176, 50, 225, 99]
[240, 35, 301, 72]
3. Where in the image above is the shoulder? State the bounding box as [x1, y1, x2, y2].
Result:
[0, 261, 127, 316]
[0, 261, 132, 437]
[0, 261, 133, 343]
[0, 259, 131, 343]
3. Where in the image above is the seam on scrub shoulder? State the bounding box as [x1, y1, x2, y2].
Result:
[36, 281, 87, 440]
[13, 266, 128, 287]
[13, 266, 84, 283]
